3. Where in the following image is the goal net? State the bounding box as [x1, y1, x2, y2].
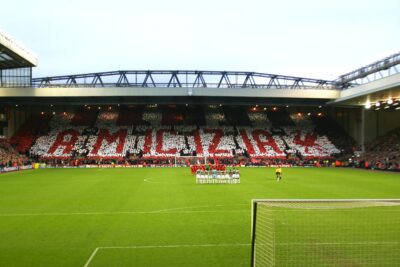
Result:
[174, 156, 207, 167]
[251, 199, 400, 267]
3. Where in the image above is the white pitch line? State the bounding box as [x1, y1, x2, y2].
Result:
[0, 204, 249, 217]
[83, 247, 99, 267]
[143, 178, 161, 184]
[83, 243, 251, 267]
[151, 204, 248, 213]
[0, 209, 249, 217]
[100, 243, 252, 249]
[274, 241, 400, 246]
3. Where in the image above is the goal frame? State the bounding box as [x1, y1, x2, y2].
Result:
[250, 198, 400, 267]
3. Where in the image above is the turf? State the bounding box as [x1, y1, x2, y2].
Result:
[0, 167, 399, 267]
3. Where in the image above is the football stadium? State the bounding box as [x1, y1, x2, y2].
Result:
[1, 22, 400, 267]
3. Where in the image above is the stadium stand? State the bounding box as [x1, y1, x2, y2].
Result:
[248, 109, 271, 127]
[223, 106, 251, 126]
[353, 127, 400, 171]
[183, 105, 206, 126]
[266, 108, 294, 127]
[71, 107, 98, 126]
[0, 138, 30, 167]
[23, 105, 350, 166]
[311, 114, 356, 155]
[161, 105, 184, 125]
[10, 113, 51, 153]
[116, 105, 144, 126]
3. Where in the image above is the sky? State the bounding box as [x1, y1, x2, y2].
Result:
[1, 0, 400, 80]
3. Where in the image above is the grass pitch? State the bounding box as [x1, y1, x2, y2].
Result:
[0, 167, 399, 267]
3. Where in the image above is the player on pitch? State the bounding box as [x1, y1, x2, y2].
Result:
[275, 166, 282, 181]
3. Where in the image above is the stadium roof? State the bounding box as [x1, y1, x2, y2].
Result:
[335, 52, 400, 89]
[31, 70, 334, 89]
[326, 52, 400, 107]
[0, 31, 37, 69]
[0, 30, 399, 109]
[329, 73, 400, 106]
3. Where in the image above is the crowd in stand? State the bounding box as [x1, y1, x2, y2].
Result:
[205, 107, 226, 126]
[23, 107, 346, 167]
[0, 138, 30, 168]
[283, 128, 340, 158]
[350, 127, 400, 171]
[12, 105, 398, 169]
[248, 111, 270, 127]
[142, 110, 162, 126]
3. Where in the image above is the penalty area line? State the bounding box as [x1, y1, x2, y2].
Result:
[0, 204, 249, 217]
[83, 243, 251, 267]
[99, 243, 251, 249]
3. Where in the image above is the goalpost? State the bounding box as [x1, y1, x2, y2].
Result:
[251, 199, 400, 267]
[174, 155, 208, 167]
